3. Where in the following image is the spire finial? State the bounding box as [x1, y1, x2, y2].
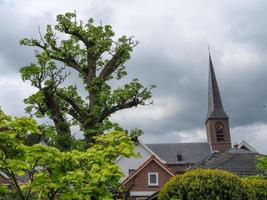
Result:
[208, 44, 211, 54]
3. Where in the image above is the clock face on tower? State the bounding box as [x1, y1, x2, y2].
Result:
[215, 122, 224, 131]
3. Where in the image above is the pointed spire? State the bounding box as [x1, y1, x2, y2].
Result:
[206, 52, 228, 123]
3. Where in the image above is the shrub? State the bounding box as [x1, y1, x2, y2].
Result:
[159, 169, 244, 200]
[242, 177, 267, 200]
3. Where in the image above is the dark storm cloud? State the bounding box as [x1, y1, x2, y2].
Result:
[0, 0, 266, 152]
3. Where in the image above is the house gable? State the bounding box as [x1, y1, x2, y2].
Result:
[237, 140, 258, 153]
[123, 155, 175, 199]
[116, 141, 165, 181]
[117, 142, 153, 180]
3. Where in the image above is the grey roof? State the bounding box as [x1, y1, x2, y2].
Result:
[206, 53, 228, 122]
[192, 148, 264, 176]
[0, 170, 30, 185]
[146, 142, 212, 164]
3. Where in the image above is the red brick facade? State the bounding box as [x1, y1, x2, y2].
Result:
[123, 156, 174, 200]
[206, 119, 231, 152]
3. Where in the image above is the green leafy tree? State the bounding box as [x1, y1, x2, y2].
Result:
[0, 109, 136, 199]
[20, 12, 154, 150]
[0, 109, 39, 199]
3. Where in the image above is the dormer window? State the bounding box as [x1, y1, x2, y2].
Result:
[148, 172, 158, 186]
[177, 154, 182, 162]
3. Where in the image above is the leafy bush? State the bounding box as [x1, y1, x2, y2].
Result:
[257, 155, 267, 175]
[242, 177, 267, 200]
[159, 169, 244, 200]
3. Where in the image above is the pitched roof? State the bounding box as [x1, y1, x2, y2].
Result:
[115, 140, 165, 164]
[146, 142, 212, 164]
[237, 140, 258, 153]
[122, 155, 175, 185]
[192, 148, 264, 176]
[206, 53, 228, 122]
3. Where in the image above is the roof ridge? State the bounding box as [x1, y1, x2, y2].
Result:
[146, 142, 209, 145]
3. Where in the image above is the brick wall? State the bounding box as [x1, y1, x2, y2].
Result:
[206, 119, 231, 152]
[124, 160, 173, 199]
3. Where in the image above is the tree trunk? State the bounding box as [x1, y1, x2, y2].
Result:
[43, 88, 72, 151]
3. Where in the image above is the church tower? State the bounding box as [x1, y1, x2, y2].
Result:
[206, 53, 231, 152]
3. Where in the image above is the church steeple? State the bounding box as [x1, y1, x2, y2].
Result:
[205, 52, 231, 152]
[206, 53, 228, 123]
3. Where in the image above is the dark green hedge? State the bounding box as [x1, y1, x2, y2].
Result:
[159, 169, 244, 200]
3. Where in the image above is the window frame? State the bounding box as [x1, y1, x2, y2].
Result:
[148, 172, 159, 186]
[136, 198, 147, 200]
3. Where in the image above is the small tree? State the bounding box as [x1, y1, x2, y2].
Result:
[0, 109, 136, 199]
[20, 12, 154, 150]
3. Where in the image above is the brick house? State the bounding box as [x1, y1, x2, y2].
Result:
[122, 155, 175, 200]
[117, 53, 263, 199]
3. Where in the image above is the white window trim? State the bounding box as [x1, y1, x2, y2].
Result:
[148, 172, 159, 186]
[130, 191, 156, 196]
[136, 197, 147, 200]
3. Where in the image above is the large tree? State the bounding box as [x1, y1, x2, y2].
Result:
[20, 12, 154, 150]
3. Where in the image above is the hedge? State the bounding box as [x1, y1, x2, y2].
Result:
[242, 177, 267, 200]
[158, 169, 244, 200]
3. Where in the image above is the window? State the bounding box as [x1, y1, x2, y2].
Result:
[136, 198, 147, 200]
[148, 172, 159, 186]
[216, 131, 224, 142]
[215, 122, 224, 142]
[177, 154, 182, 162]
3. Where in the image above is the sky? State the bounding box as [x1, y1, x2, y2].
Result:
[0, 0, 266, 153]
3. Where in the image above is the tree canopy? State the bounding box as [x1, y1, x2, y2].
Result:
[20, 12, 154, 150]
[0, 109, 136, 199]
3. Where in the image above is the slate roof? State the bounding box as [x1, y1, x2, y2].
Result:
[146, 142, 212, 164]
[206, 53, 228, 122]
[192, 148, 264, 176]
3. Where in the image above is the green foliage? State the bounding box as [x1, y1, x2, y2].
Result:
[20, 12, 154, 149]
[257, 155, 267, 175]
[0, 109, 136, 199]
[159, 169, 244, 200]
[128, 128, 143, 143]
[242, 177, 267, 200]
